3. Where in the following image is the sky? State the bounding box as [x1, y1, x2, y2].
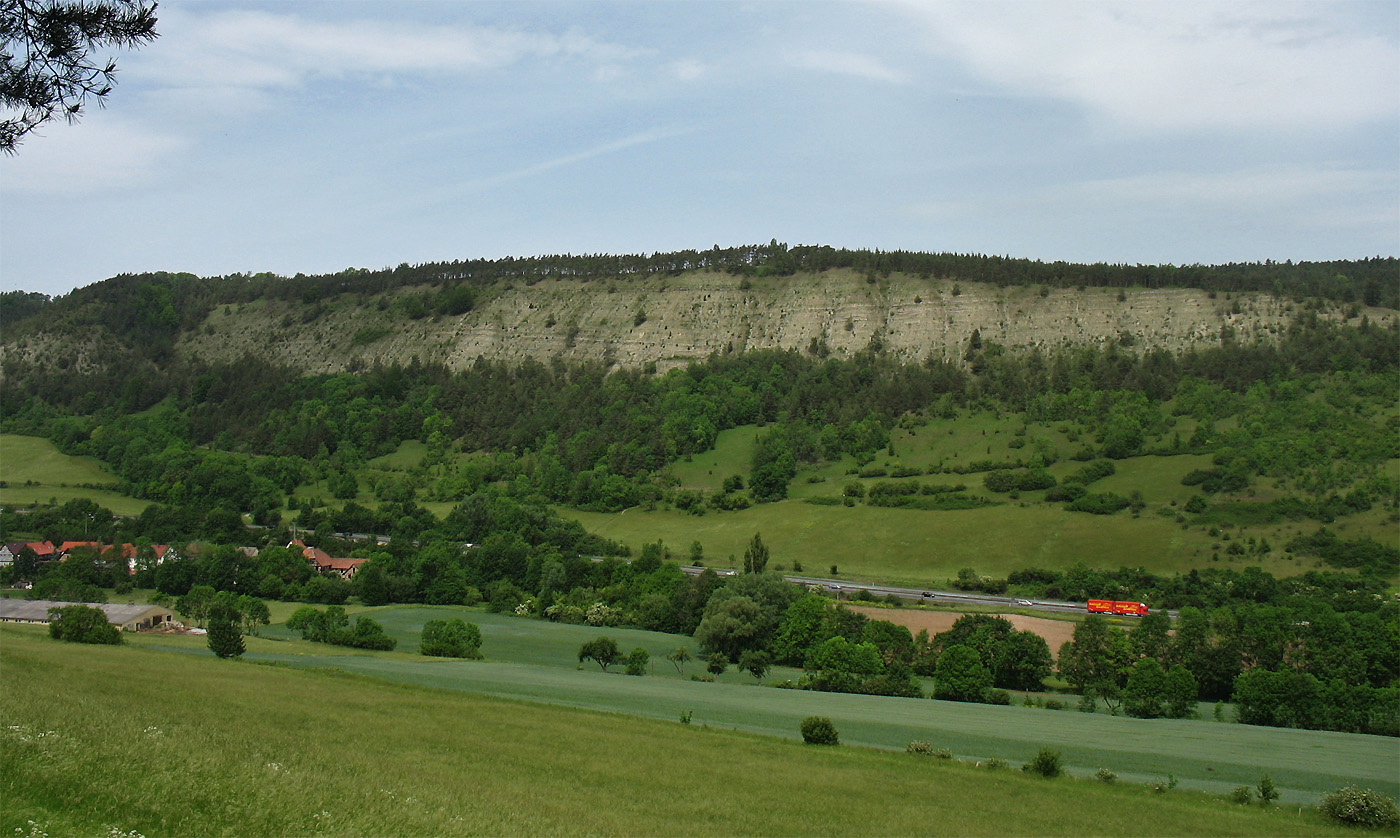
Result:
[2, 0, 1397, 298]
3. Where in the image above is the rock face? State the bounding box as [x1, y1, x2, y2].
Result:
[172, 269, 1349, 374]
[8, 269, 1372, 378]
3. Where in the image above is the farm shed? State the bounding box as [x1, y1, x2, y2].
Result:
[0, 599, 175, 632]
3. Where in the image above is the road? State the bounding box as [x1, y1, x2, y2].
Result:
[679, 565, 1172, 617]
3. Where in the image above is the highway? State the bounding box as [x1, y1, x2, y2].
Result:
[679, 565, 1167, 616]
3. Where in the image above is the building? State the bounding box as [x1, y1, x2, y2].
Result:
[0, 599, 176, 632]
[292, 541, 369, 580]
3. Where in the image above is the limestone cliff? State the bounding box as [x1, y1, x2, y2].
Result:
[176, 269, 1350, 374]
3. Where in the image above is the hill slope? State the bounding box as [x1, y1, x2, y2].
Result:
[5, 266, 1389, 377]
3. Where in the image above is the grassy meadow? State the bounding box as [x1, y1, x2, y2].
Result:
[2, 624, 1379, 838]
[0, 434, 149, 517]
[563, 413, 1393, 585]
[116, 606, 1400, 806]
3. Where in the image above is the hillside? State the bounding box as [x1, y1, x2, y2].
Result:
[174, 273, 1322, 374]
[3, 247, 1395, 377]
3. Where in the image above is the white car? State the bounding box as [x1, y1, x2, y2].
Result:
[1015, 599, 1034, 606]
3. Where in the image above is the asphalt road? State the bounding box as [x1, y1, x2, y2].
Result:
[680, 565, 1172, 617]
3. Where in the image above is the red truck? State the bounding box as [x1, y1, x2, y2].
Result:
[1087, 599, 1149, 616]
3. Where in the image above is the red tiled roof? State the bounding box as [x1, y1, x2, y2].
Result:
[320, 557, 368, 571]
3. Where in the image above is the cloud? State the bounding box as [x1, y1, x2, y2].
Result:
[145, 8, 645, 101]
[464, 127, 689, 191]
[787, 49, 910, 84]
[671, 59, 708, 82]
[897, 1, 1399, 132]
[0, 115, 185, 194]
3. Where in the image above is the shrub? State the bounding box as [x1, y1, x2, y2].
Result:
[1023, 748, 1062, 778]
[906, 741, 935, 756]
[800, 716, 839, 745]
[1318, 787, 1400, 828]
[1044, 698, 1065, 711]
[1094, 768, 1117, 783]
[1066, 492, 1132, 514]
[985, 689, 1011, 705]
[705, 652, 728, 676]
[984, 758, 1008, 770]
[1228, 787, 1252, 805]
[419, 619, 483, 659]
[1256, 774, 1279, 805]
[933, 748, 954, 759]
[47, 605, 121, 645]
[625, 647, 649, 676]
[206, 610, 244, 659]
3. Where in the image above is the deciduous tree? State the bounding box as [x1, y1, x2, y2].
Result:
[578, 636, 621, 671]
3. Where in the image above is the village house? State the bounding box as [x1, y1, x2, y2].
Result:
[290, 541, 368, 580]
[0, 541, 56, 567]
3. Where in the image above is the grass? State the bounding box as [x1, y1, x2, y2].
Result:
[0, 434, 114, 486]
[565, 500, 1239, 585]
[0, 434, 150, 516]
[152, 607, 1400, 806]
[567, 424, 1392, 585]
[1, 625, 1374, 837]
[665, 424, 759, 493]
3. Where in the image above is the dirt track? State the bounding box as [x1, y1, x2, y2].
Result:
[847, 606, 1077, 659]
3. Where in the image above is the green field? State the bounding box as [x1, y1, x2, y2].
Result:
[0, 434, 149, 516]
[563, 499, 1325, 586]
[562, 408, 1390, 585]
[145, 606, 1400, 806]
[2, 624, 1381, 837]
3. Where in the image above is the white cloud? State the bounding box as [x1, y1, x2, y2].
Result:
[0, 114, 185, 194]
[672, 59, 708, 82]
[897, 1, 1399, 132]
[464, 127, 689, 191]
[787, 49, 910, 84]
[146, 8, 645, 101]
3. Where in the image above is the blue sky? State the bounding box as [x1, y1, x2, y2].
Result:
[2, 0, 1396, 297]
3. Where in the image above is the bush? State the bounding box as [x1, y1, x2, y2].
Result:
[419, 619, 483, 659]
[984, 758, 1008, 770]
[1023, 748, 1062, 778]
[800, 716, 839, 745]
[906, 741, 936, 756]
[1318, 787, 1400, 828]
[47, 605, 121, 645]
[1228, 787, 1252, 805]
[1066, 492, 1132, 514]
[206, 611, 244, 659]
[705, 652, 728, 676]
[1095, 768, 1117, 783]
[1257, 774, 1279, 805]
[625, 647, 649, 676]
